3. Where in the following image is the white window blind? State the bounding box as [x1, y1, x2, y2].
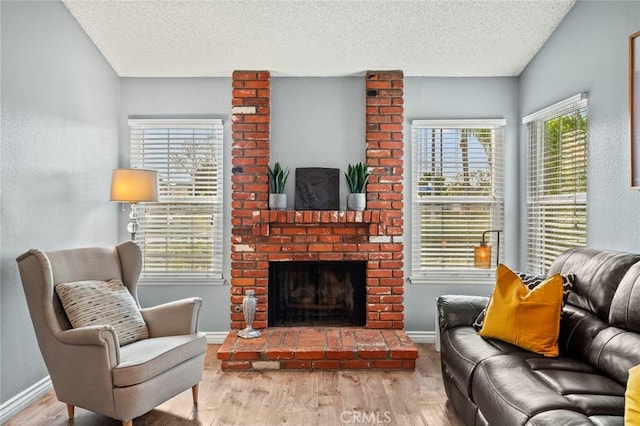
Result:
[411, 120, 505, 281]
[524, 94, 587, 274]
[129, 119, 224, 280]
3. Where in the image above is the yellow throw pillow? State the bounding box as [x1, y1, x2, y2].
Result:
[626, 364, 640, 425]
[479, 264, 564, 357]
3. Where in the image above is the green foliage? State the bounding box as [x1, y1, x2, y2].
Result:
[542, 112, 587, 195]
[268, 162, 289, 193]
[344, 162, 370, 193]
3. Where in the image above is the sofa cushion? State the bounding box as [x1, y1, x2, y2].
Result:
[55, 279, 148, 345]
[610, 262, 640, 333]
[473, 272, 574, 330]
[472, 355, 577, 425]
[558, 304, 610, 364]
[114, 333, 207, 387]
[549, 248, 640, 321]
[590, 328, 640, 385]
[533, 369, 624, 415]
[525, 410, 600, 426]
[479, 264, 564, 357]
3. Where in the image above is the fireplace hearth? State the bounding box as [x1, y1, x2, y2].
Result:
[269, 261, 366, 327]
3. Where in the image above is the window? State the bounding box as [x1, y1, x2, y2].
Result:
[411, 119, 505, 283]
[524, 94, 587, 274]
[129, 119, 224, 281]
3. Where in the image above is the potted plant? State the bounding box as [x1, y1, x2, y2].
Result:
[268, 161, 289, 210]
[344, 162, 370, 211]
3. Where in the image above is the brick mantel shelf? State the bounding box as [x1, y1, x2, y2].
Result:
[252, 209, 389, 237]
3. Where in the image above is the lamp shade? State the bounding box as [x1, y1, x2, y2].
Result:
[474, 244, 492, 269]
[110, 168, 158, 203]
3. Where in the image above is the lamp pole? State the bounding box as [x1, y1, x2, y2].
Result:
[481, 229, 503, 267]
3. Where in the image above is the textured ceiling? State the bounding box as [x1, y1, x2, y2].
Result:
[63, 0, 575, 77]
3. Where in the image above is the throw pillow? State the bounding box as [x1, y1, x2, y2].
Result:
[55, 279, 149, 346]
[473, 271, 574, 330]
[627, 364, 640, 425]
[478, 264, 564, 357]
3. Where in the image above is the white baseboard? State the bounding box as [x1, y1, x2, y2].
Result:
[205, 331, 229, 344]
[204, 330, 436, 345]
[0, 376, 52, 424]
[406, 331, 436, 344]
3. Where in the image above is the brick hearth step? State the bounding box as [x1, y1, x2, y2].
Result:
[217, 327, 418, 371]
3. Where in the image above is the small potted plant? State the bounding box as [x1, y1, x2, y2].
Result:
[268, 161, 289, 210]
[344, 162, 370, 211]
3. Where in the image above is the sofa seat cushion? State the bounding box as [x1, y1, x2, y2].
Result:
[472, 355, 578, 425]
[114, 333, 206, 387]
[525, 410, 619, 426]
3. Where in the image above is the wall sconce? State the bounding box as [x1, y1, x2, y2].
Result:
[110, 168, 158, 240]
[474, 229, 503, 269]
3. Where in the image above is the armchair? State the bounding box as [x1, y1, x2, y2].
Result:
[16, 241, 207, 426]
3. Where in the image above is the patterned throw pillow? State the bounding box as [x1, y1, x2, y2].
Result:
[55, 279, 149, 345]
[473, 270, 574, 330]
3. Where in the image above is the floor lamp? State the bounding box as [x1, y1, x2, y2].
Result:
[110, 168, 158, 241]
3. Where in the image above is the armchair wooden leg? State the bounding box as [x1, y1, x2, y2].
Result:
[191, 383, 200, 418]
[192, 383, 199, 407]
[122, 421, 132, 426]
[66, 404, 74, 420]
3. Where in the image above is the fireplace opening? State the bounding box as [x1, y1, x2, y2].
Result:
[268, 261, 366, 327]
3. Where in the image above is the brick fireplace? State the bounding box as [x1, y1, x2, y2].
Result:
[218, 70, 417, 370]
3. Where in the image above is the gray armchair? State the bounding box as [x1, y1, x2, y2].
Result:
[16, 241, 207, 426]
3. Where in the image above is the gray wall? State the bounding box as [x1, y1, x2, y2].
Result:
[119, 78, 232, 332]
[519, 0, 640, 266]
[403, 77, 520, 331]
[1, 1, 120, 403]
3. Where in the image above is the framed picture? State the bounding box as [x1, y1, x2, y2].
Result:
[631, 31, 640, 188]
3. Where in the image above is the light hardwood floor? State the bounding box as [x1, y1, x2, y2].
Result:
[7, 344, 461, 426]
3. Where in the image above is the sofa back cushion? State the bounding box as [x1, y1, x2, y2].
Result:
[610, 262, 640, 332]
[549, 248, 640, 321]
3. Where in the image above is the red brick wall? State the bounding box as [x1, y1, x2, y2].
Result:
[230, 70, 404, 331]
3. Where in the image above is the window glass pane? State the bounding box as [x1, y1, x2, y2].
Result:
[129, 119, 223, 279]
[527, 99, 587, 274]
[411, 120, 504, 276]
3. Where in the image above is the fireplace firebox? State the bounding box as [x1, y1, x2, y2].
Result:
[268, 261, 366, 327]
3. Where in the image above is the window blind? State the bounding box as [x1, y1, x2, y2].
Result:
[129, 119, 224, 279]
[411, 120, 505, 277]
[525, 95, 587, 274]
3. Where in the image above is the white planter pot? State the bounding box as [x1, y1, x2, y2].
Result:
[269, 193, 287, 210]
[347, 193, 366, 211]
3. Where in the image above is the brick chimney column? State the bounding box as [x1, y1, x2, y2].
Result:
[230, 71, 270, 330]
[365, 71, 405, 329]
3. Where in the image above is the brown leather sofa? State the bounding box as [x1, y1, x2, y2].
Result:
[437, 248, 640, 425]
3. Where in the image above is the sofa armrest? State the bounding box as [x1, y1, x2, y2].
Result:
[437, 295, 488, 333]
[140, 297, 203, 337]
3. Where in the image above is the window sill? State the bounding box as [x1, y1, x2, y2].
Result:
[138, 276, 226, 286]
[409, 269, 496, 286]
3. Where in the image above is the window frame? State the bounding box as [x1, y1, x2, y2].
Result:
[410, 119, 506, 285]
[524, 94, 588, 274]
[128, 118, 225, 285]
